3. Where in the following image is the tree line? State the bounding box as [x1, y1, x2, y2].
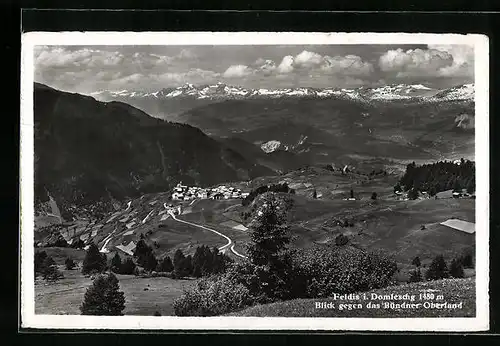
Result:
[397, 159, 475, 196]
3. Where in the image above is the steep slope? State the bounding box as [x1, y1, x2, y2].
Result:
[34, 83, 273, 220]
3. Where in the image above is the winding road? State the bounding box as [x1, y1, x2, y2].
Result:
[163, 203, 248, 259]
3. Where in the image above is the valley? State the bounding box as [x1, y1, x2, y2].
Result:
[33, 82, 476, 317]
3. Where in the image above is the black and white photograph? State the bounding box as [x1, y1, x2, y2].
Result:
[20, 32, 489, 331]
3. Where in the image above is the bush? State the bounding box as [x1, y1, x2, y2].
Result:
[425, 255, 449, 280]
[65, 257, 76, 270]
[80, 272, 126, 315]
[371, 192, 377, 200]
[173, 275, 256, 316]
[82, 243, 107, 275]
[294, 246, 398, 298]
[153, 310, 161, 316]
[449, 257, 465, 278]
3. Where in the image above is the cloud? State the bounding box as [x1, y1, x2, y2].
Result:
[294, 50, 323, 69]
[223, 65, 253, 78]
[321, 55, 374, 76]
[379, 45, 474, 79]
[277, 56, 294, 74]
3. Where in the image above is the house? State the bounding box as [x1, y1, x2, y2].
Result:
[452, 191, 462, 198]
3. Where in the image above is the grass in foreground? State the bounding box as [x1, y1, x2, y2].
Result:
[35, 267, 195, 316]
[230, 278, 475, 318]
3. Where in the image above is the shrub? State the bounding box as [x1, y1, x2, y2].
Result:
[425, 255, 449, 280]
[65, 257, 76, 270]
[80, 272, 125, 315]
[294, 246, 398, 298]
[449, 257, 465, 278]
[173, 275, 256, 316]
[82, 243, 107, 275]
[153, 310, 161, 316]
[371, 192, 377, 200]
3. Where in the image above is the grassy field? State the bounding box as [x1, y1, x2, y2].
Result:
[231, 277, 476, 318]
[35, 267, 194, 316]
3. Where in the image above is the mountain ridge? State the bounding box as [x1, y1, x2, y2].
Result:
[89, 82, 474, 103]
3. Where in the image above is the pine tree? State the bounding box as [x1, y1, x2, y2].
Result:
[192, 246, 204, 277]
[312, 189, 317, 199]
[350, 189, 354, 199]
[120, 258, 136, 275]
[425, 255, 449, 280]
[80, 273, 125, 316]
[453, 180, 462, 192]
[173, 249, 187, 278]
[159, 255, 174, 273]
[65, 257, 76, 270]
[408, 268, 422, 283]
[111, 253, 122, 273]
[466, 179, 475, 194]
[246, 193, 293, 299]
[82, 243, 107, 275]
[34, 251, 48, 275]
[142, 251, 158, 272]
[43, 264, 64, 282]
[449, 257, 465, 278]
[411, 256, 421, 267]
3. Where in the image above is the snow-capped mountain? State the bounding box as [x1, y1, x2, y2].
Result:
[90, 82, 474, 103]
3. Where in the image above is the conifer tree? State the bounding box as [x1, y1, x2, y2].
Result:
[411, 256, 421, 267]
[82, 243, 107, 275]
[159, 255, 174, 272]
[449, 257, 465, 278]
[425, 255, 449, 280]
[65, 257, 76, 270]
[80, 273, 125, 315]
[111, 253, 122, 273]
[120, 258, 136, 275]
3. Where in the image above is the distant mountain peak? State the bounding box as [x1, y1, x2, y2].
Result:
[89, 82, 474, 103]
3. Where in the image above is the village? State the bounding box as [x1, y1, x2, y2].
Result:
[171, 182, 250, 201]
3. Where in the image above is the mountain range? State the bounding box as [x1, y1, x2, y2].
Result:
[90, 82, 474, 103]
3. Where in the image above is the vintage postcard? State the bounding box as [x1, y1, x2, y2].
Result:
[20, 32, 489, 331]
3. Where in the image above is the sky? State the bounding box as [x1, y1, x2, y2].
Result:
[34, 44, 474, 94]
